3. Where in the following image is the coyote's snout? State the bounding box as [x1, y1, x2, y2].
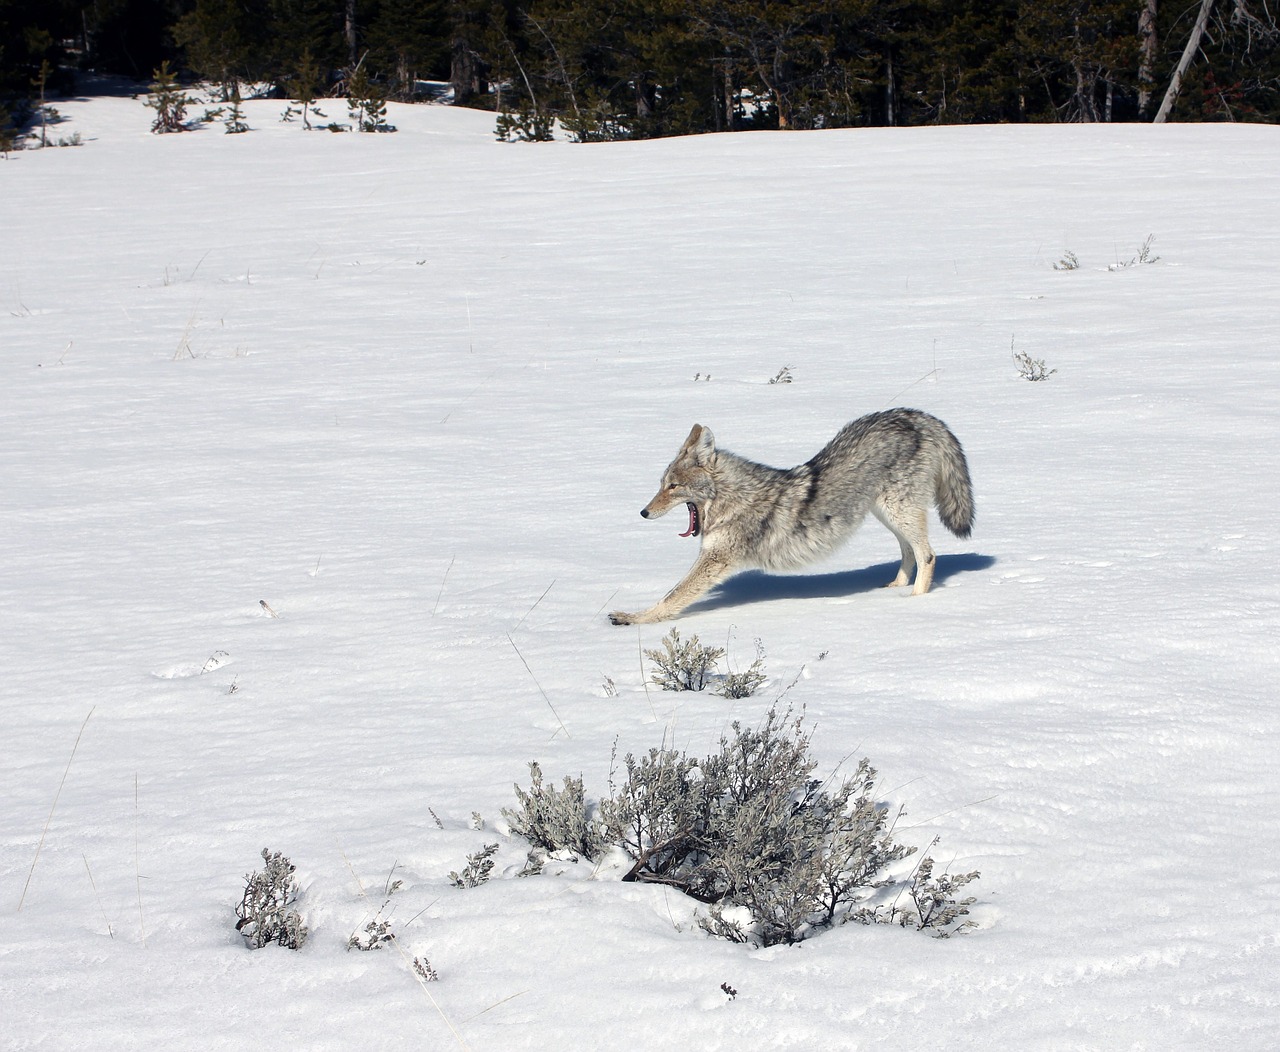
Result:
[608, 409, 974, 625]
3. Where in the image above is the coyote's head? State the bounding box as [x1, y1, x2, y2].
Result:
[640, 424, 716, 538]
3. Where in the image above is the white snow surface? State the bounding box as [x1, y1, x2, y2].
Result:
[3, 97, 1279, 1050]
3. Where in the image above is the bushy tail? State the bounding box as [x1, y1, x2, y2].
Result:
[934, 428, 975, 538]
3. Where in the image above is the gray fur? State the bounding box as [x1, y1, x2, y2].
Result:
[609, 409, 974, 625]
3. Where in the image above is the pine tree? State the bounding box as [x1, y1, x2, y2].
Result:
[347, 60, 393, 130]
[287, 48, 324, 129]
[367, 0, 450, 99]
[225, 82, 250, 132]
[173, 0, 271, 100]
[146, 60, 193, 133]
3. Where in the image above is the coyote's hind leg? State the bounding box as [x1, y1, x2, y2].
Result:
[873, 503, 935, 594]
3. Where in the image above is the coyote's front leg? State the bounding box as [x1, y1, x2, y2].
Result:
[609, 552, 733, 625]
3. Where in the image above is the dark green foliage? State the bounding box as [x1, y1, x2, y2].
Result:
[224, 82, 249, 132]
[173, 0, 272, 99]
[145, 61, 192, 133]
[367, 0, 451, 98]
[286, 48, 324, 129]
[495, 103, 554, 139]
[3, 1, 1279, 133]
[347, 61, 395, 130]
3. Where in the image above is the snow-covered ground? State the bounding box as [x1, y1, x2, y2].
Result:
[3, 96, 1278, 1050]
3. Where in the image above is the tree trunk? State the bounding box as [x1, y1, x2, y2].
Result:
[885, 46, 896, 126]
[345, 0, 357, 69]
[1138, 0, 1158, 117]
[1154, 0, 1215, 123]
[723, 58, 735, 131]
[450, 39, 486, 106]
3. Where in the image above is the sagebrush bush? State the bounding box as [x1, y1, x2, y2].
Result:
[645, 629, 724, 691]
[511, 707, 980, 946]
[719, 639, 767, 699]
[502, 761, 603, 858]
[450, 843, 499, 888]
[235, 848, 308, 949]
[347, 866, 402, 951]
[898, 845, 980, 936]
[1013, 348, 1057, 382]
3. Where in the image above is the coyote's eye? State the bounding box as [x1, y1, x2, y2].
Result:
[667, 483, 676, 490]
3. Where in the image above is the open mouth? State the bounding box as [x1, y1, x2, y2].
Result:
[678, 502, 700, 538]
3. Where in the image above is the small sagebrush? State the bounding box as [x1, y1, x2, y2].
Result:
[899, 844, 981, 936]
[646, 629, 724, 691]
[235, 848, 308, 949]
[348, 917, 395, 950]
[1109, 234, 1160, 270]
[718, 639, 767, 699]
[347, 865, 403, 950]
[1013, 348, 1057, 382]
[502, 761, 603, 858]
[450, 843, 499, 888]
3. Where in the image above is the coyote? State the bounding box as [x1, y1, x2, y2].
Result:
[609, 409, 974, 625]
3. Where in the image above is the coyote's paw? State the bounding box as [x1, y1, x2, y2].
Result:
[608, 610, 638, 626]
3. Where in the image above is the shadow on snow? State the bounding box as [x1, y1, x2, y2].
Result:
[686, 552, 996, 615]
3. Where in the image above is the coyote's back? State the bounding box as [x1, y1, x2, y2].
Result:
[609, 408, 974, 625]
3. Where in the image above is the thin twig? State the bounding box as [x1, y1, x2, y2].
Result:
[506, 634, 569, 740]
[464, 990, 530, 1022]
[135, 774, 146, 946]
[513, 579, 555, 631]
[18, 706, 94, 911]
[592, 588, 619, 620]
[638, 632, 657, 722]
[83, 854, 113, 938]
[432, 556, 455, 616]
[188, 248, 212, 280]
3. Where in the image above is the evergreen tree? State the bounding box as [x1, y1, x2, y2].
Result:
[225, 80, 249, 131]
[267, 0, 346, 80]
[287, 47, 324, 128]
[367, 0, 450, 98]
[347, 58, 393, 128]
[79, 0, 185, 81]
[1016, 0, 1141, 122]
[173, 0, 272, 99]
[145, 60, 192, 132]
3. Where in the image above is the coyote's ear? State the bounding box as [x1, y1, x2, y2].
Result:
[681, 423, 715, 455]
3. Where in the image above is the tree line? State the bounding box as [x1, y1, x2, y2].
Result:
[3, 0, 1278, 139]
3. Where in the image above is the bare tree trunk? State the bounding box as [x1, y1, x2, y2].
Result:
[1138, 0, 1158, 117]
[345, 0, 357, 69]
[1154, 0, 1215, 123]
[885, 46, 896, 126]
[724, 58, 735, 131]
[451, 39, 487, 106]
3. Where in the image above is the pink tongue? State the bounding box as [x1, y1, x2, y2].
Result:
[678, 504, 696, 538]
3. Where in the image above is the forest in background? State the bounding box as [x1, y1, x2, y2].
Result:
[2, 0, 1279, 141]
